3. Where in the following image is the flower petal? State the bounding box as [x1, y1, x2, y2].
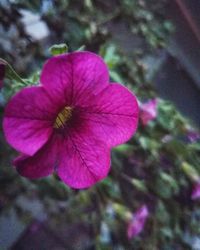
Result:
[78, 83, 139, 147]
[127, 205, 149, 239]
[13, 135, 59, 178]
[140, 98, 157, 126]
[191, 182, 200, 200]
[3, 86, 57, 156]
[57, 130, 111, 189]
[40, 51, 109, 106]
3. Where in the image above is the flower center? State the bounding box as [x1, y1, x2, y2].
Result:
[54, 106, 73, 129]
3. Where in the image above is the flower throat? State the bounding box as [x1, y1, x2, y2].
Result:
[54, 106, 73, 129]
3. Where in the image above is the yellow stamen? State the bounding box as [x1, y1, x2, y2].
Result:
[54, 106, 73, 129]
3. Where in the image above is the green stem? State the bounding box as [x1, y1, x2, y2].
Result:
[0, 58, 27, 85]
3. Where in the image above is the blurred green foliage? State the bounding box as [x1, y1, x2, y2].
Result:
[0, 0, 200, 249]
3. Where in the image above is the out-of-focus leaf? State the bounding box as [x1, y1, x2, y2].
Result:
[160, 172, 179, 194]
[76, 45, 86, 51]
[139, 137, 159, 150]
[110, 70, 124, 84]
[189, 143, 200, 151]
[181, 162, 199, 182]
[132, 178, 148, 193]
[114, 144, 134, 155]
[100, 44, 121, 70]
[156, 200, 170, 224]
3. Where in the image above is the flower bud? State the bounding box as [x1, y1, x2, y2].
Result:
[140, 99, 157, 126]
[127, 205, 149, 239]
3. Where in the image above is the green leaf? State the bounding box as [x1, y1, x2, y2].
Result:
[131, 178, 148, 193]
[76, 45, 86, 51]
[114, 144, 134, 154]
[181, 161, 199, 182]
[110, 70, 124, 84]
[189, 143, 200, 151]
[139, 136, 160, 152]
[49, 43, 68, 55]
[100, 44, 120, 70]
[160, 172, 179, 194]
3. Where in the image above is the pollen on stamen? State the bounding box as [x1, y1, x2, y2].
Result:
[54, 106, 73, 129]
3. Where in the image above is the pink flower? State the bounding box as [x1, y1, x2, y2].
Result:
[3, 52, 139, 189]
[0, 62, 5, 89]
[191, 182, 200, 200]
[140, 99, 157, 126]
[187, 130, 200, 143]
[127, 205, 149, 239]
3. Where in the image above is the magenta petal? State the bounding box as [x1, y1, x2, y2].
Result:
[140, 98, 157, 126]
[191, 182, 200, 200]
[79, 83, 139, 147]
[3, 86, 57, 156]
[187, 130, 200, 143]
[13, 135, 59, 178]
[57, 131, 111, 189]
[127, 205, 149, 239]
[40, 51, 109, 106]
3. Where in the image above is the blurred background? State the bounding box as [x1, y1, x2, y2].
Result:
[0, 0, 200, 249]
